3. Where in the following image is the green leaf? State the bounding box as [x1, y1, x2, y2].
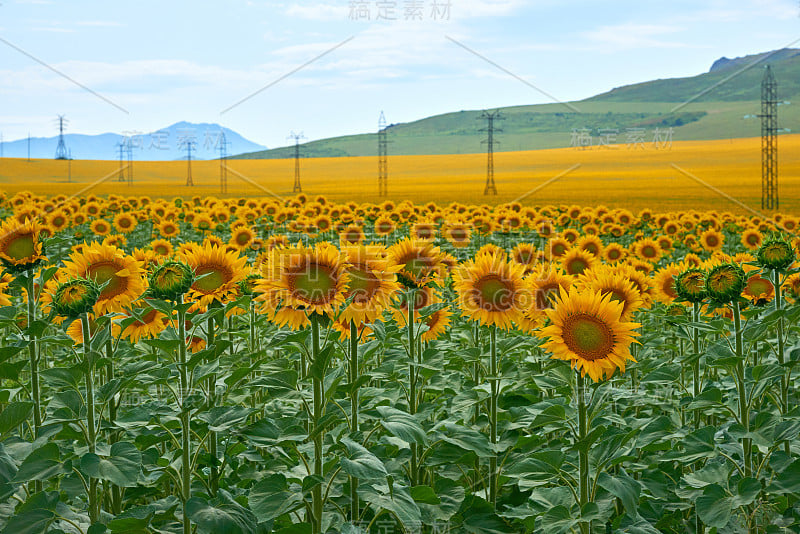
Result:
[359, 483, 421, 527]
[409, 485, 440, 505]
[436, 422, 493, 458]
[13, 443, 63, 482]
[309, 344, 335, 380]
[376, 406, 426, 445]
[0, 491, 59, 534]
[696, 484, 732, 529]
[197, 406, 255, 433]
[340, 437, 388, 481]
[0, 401, 33, 436]
[597, 472, 640, 514]
[766, 460, 800, 495]
[185, 490, 258, 534]
[107, 505, 155, 533]
[418, 478, 464, 524]
[81, 441, 142, 487]
[248, 473, 304, 522]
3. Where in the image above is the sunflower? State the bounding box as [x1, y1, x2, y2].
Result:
[0, 217, 47, 271]
[444, 222, 472, 248]
[90, 219, 112, 236]
[757, 235, 795, 271]
[387, 238, 443, 289]
[742, 273, 774, 306]
[180, 243, 247, 308]
[0, 273, 12, 306]
[632, 238, 662, 263]
[391, 286, 452, 342]
[229, 226, 255, 251]
[157, 220, 180, 239]
[148, 260, 194, 302]
[113, 213, 137, 234]
[705, 263, 745, 303]
[783, 273, 800, 302]
[510, 242, 537, 270]
[151, 239, 174, 258]
[541, 287, 640, 382]
[741, 228, 763, 251]
[65, 313, 120, 345]
[561, 248, 598, 276]
[339, 224, 366, 247]
[545, 237, 571, 261]
[52, 277, 100, 318]
[575, 235, 604, 257]
[118, 302, 169, 343]
[62, 243, 145, 315]
[411, 221, 437, 242]
[602, 243, 626, 264]
[652, 263, 683, 305]
[46, 210, 71, 233]
[699, 229, 724, 252]
[453, 253, 530, 330]
[258, 242, 350, 319]
[374, 216, 396, 236]
[527, 264, 572, 313]
[339, 245, 401, 325]
[578, 268, 643, 321]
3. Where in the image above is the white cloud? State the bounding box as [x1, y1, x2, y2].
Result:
[583, 23, 690, 51]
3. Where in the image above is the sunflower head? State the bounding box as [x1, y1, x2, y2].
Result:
[148, 260, 194, 301]
[757, 235, 795, 271]
[53, 278, 100, 318]
[705, 263, 745, 303]
[0, 218, 47, 272]
[675, 268, 707, 303]
[238, 273, 262, 296]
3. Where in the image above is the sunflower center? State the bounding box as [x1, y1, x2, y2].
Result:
[290, 262, 336, 304]
[451, 229, 467, 241]
[566, 257, 589, 275]
[706, 235, 719, 247]
[663, 278, 677, 298]
[4, 233, 36, 260]
[746, 277, 772, 297]
[746, 234, 760, 245]
[476, 275, 513, 311]
[194, 264, 232, 293]
[347, 265, 379, 304]
[235, 232, 251, 246]
[641, 246, 656, 258]
[562, 313, 615, 361]
[88, 261, 125, 298]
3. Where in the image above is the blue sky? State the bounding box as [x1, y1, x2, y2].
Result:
[0, 0, 798, 152]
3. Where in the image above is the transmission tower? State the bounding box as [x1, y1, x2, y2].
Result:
[185, 138, 196, 186]
[288, 132, 306, 193]
[759, 65, 778, 210]
[219, 130, 230, 194]
[378, 111, 389, 197]
[117, 142, 126, 182]
[479, 110, 503, 195]
[126, 138, 133, 185]
[55, 115, 69, 160]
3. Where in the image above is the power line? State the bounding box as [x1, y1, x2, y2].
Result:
[288, 131, 306, 193]
[479, 110, 503, 195]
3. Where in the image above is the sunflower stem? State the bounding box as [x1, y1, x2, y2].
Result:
[772, 269, 790, 455]
[25, 271, 42, 494]
[489, 325, 498, 508]
[407, 289, 418, 487]
[692, 302, 701, 429]
[732, 299, 752, 478]
[577, 370, 590, 534]
[177, 296, 193, 534]
[207, 316, 219, 496]
[81, 313, 99, 524]
[310, 313, 323, 534]
[348, 320, 359, 522]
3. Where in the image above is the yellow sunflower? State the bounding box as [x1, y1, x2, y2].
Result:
[118, 303, 169, 343]
[453, 253, 531, 330]
[90, 219, 112, 236]
[578, 268, 644, 321]
[632, 238, 662, 263]
[561, 248, 598, 276]
[257, 242, 350, 319]
[180, 243, 248, 308]
[339, 224, 366, 247]
[62, 242, 145, 315]
[700, 228, 724, 252]
[652, 263, 683, 305]
[444, 222, 472, 248]
[339, 245, 401, 325]
[391, 286, 452, 342]
[113, 213, 138, 234]
[151, 239, 174, 258]
[541, 287, 640, 382]
[0, 217, 47, 271]
[229, 226, 255, 251]
[387, 238, 444, 288]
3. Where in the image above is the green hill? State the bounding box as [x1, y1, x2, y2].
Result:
[233, 49, 800, 159]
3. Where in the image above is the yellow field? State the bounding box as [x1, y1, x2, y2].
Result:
[0, 135, 797, 214]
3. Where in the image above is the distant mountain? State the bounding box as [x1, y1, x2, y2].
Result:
[234, 48, 800, 159]
[1, 121, 266, 161]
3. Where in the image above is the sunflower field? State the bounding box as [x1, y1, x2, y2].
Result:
[0, 190, 799, 534]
